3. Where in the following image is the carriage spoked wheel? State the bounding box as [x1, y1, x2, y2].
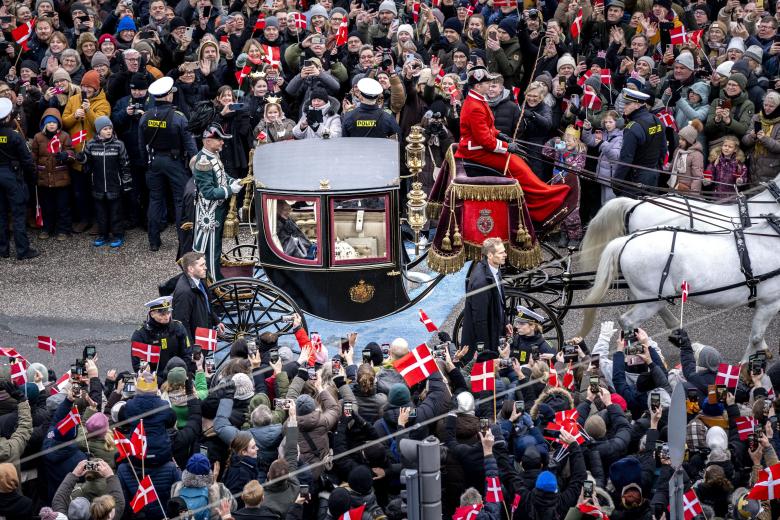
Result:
[221, 244, 268, 282]
[208, 277, 305, 345]
[452, 289, 565, 351]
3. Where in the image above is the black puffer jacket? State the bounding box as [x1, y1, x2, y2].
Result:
[79, 134, 130, 197]
[351, 383, 387, 424]
[488, 88, 521, 136]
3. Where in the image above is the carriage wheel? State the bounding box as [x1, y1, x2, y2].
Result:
[208, 277, 305, 346]
[221, 244, 268, 281]
[464, 243, 573, 321]
[452, 289, 564, 351]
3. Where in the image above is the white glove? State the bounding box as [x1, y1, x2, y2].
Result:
[229, 179, 242, 194]
[599, 321, 618, 341]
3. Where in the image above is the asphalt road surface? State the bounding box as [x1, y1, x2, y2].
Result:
[2, 226, 779, 380]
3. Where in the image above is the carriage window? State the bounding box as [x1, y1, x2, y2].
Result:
[331, 196, 390, 265]
[264, 196, 321, 265]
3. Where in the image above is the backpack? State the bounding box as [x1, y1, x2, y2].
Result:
[178, 486, 210, 520]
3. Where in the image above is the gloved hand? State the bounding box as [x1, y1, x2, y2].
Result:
[668, 328, 690, 349]
[497, 132, 513, 142]
[54, 151, 69, 162]
[220, 379, 236, 400]
[507, 142, 522, 154]
[525, 110, 537, 121]
[296, 367, 310, 381]
[598, 321, 618, 342]
[230, 179, 242, 194]
[2, 381, 25, 402]
[471, 30, 485, 48]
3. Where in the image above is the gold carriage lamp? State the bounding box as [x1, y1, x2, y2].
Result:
[405, 126, 428, 255]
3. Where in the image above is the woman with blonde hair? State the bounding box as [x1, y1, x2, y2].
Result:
[89, 494, 116, 520]
[542, 125, 584, 248]
[352, 362, 387, 423]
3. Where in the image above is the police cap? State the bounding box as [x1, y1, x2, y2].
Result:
[148, 76, 177, 97]
[0, 98, 12, 119]
[145, 295, 173, 312]
[514, 305, 544, 325]
[357, 77, 383, 98]
[622, 88, 650, 104]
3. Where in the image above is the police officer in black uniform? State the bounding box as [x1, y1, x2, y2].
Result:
[342, 77, 401, 138]
[139, 76, 197, 252]
[0, 98, 38, 260]
[612, 88, 667, 198]
[130, 296, 194, 378]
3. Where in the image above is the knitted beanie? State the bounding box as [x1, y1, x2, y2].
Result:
[388, 383, 411, 406]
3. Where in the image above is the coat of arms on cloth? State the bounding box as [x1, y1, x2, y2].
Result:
[477, 209, 494, 235]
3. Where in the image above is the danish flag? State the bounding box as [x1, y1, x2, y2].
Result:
[48, 134, 61, 154]
[453, 504, 483, 520]
[293, 12, 307, 29]
[511, 495, 521, 515]
[256, 130, 268, 142]
[38, 336, 57, 354]
[735, 416, 758, 441]
[235, 65, 251, 86]
[471, 359, 495, 392]
[577, 70, 591, 87]
[432, 0, 440, 6]
[131, 341, 160, 363]
[130, 420, 147, 459]
[10, 361, 27, 386]
[434, 67, 446, 85]
[657, 108, 678, 131]
[749, 462, 780, 500]
[70, 130, 87, 145]
[716, 363, 741, 389]
[485, 476, 503, 503]
[570, 8, 583, 38]
[35, 191, 43, 227]
[0, 347, 20, 358]
[412, 1, 421, 23]
[599, 69, 612, 85]
[548, 362, 559, 387]
[670, 25, 688, 45]
[339, 504, 366, 520]
[555, 409, 579, 424]
[50, 372, 70, 395]
[418, 309, 438, 332]
[393, 343, 439, 387]
[681, 280, 690, 303]
[688, 29, 703, 47]
[11, 19, 35, 51]
[254, 13, 266, 30]
[114, 429, 134, 461]
[262, 45, 281, 68]
[683, 489, 703, 520]
[582, 88, 602, 110]
[130, 475, 159, 513]
[577, 503, 607, 519]
[56, 406, 82, 435]
[562, 362, 576, 390]
[512, 86, 520, 102]
[195, 327, 218, 351]
[464, 4, 474, 17]
[494, 0, 518, 6]
[335, 18, 349, 46]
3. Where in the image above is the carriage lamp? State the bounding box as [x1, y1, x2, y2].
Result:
[405, 125, 426, 174]
[405, 126, 428, 255]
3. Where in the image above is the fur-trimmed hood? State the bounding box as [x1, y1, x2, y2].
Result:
[171, 477, 222, 504]
[181, 469, 213, 488]
[530, 386, 575, 420]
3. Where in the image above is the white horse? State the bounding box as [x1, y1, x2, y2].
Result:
[579, 223, 780, 362]
[580, 172, 780, 272]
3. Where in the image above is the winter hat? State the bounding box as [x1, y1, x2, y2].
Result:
[278, 346, 294, 363]
[706, 425, 728, 451]
[328, 487, 352, 519]
[695, 344, 722, 372]
[98, 34, 119, 48]
[24, 383, 39, 401]
[745, 45, 763, 64]
[378, 0, 397, 14]
[348, 465, 374, 495]
[110, 401, 125, 424]
[166, 366, 187, 387]
[310, 87, 329, 103]
[535, 471, 558, 493]
[398, 23, 413, 36]
[584, 414, 607, 439]
[309, 4, 329, 19]
[557, 53, 576, 72]
[117, 16, 137, 33]
[91, 51, 110, 69]
[94, 116, 113, 134]
[169, 16, 187, 31]
[652, 0, 671, 9]
[521, 445, 544, 470]
[136, 371, 158, 394]
[296, 394, 317, 415]
[388, 383, 412, 406]
[81, 70, 101, 91]
[727, 37, 746, 53]
[693, 3, 710, 17]
[675, 51, 695, 71]
[625, 76, 645, 90]
[584, 74, 602, 95]
[232, 373, 254, 401]
[265, 15, 279, 28]
[186, 453, 211, 476]
[609, 456, 642, 492]
[715, 60, 734, 78]
[499, 17, 516, 38]
[443, 17, 463, 33]
[364, 342, 384, 367]
[535, 403, 555, 425]
[70, 2, 89, 15]
[678, 119, 702, 145]
[20, 59, 40, 74]
[331, 7, 348, 17]
[637, 55, 655, 70]
[86, 412, 109, 436]
[727, 72, 748, 94]
[456, 390, 475, 414]
[52, 67, 71, 83]
[68, 497, 91, 520]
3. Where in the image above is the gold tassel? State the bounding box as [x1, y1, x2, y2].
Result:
[453, 223, 462, 247]
[223, 196, 239, 239]
[427, 246, 465, 274]
[516, 227, 532, 249]
[442, 231, 452, 252]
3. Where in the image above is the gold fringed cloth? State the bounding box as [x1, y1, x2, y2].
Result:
[426, 144, 458, 221]
[427, 174, 542, 274]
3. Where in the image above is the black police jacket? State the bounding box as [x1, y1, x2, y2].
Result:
[342, 103, 401, 138]
[130, 316, 192, 376]
[0, 126, 35, 179]
[612, 106, 667, 197]
[138, 101, 197, 163]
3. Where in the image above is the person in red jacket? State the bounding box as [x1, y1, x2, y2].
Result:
[455, 66, 570, 224]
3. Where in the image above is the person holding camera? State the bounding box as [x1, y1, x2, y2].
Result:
[50, 459, 126, 520]
[292, 87, 342, 139]
[611, 328, 669, 418]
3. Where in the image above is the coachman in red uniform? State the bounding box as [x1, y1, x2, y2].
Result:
[455, 66, 570, 224]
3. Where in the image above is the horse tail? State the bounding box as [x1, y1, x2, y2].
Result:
[579, 236, 626, 336]
[580, 198, 637, 272]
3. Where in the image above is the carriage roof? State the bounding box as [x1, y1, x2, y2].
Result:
[252, 138, 400, 193]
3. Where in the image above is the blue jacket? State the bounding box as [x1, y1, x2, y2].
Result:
[42, 397, 87, 503]
[123, 393, 176, 465]
[117, 460, 180, 520]
[611, 348, 666, 418]
[223, 454, 258, 500]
